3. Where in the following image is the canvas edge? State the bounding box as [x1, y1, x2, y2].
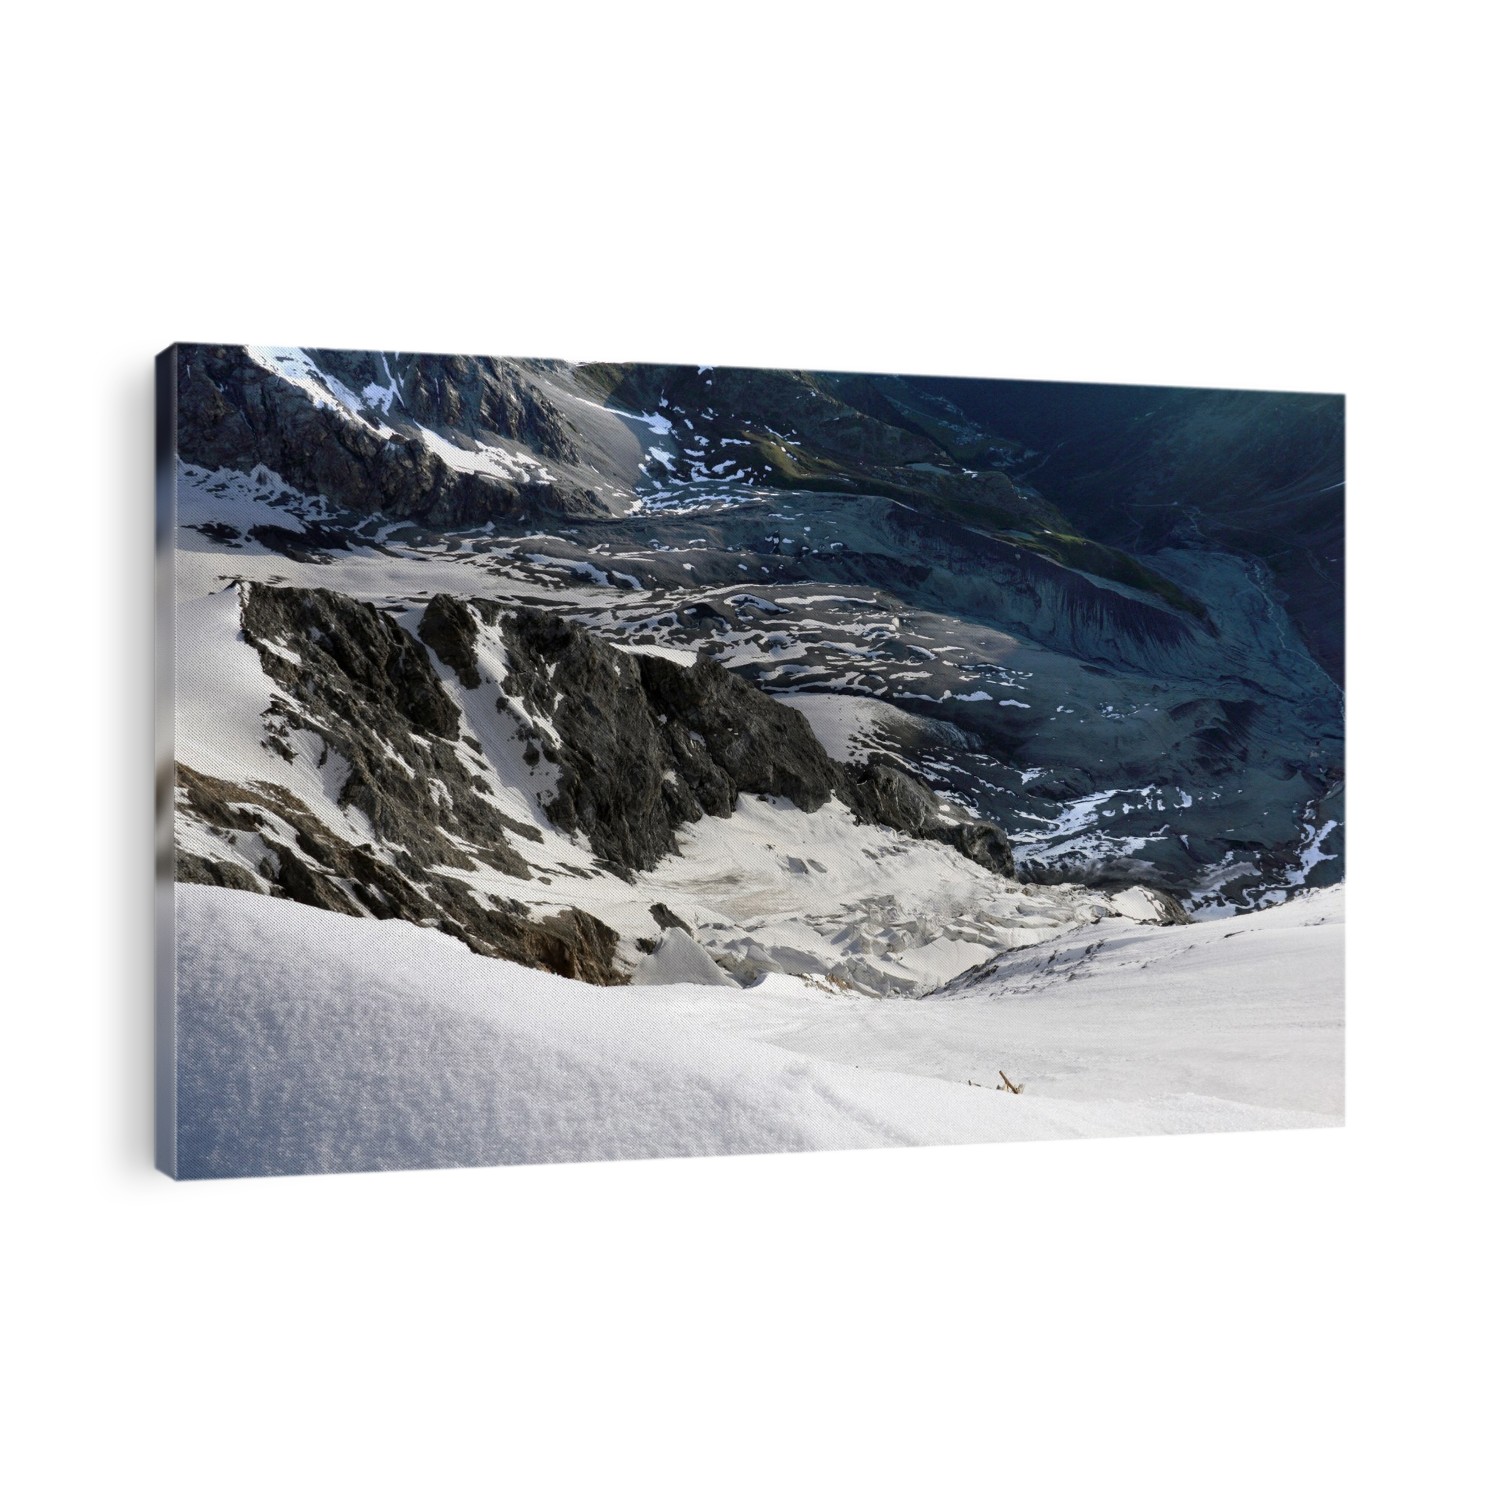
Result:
[154, 346, 179, 1178]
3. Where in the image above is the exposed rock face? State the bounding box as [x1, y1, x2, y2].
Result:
[634, 651, 844, 813]
[845, 758, 1016, 878]
[177, 583, 1015, 986]
[239, 584, 539, 878]
[176, 850, 260, 891]
[173, 344, 606, 527]
[482, 600, 1014, 879]
[494, 607, 704, 875]
[417, 592, 484, 690]
[843, 758, 937, 836]
[1151, 892, 1193, 926]
[650, 903, 691, 933]
[353, 350, 581, 464]
[175, 764, 623, 984]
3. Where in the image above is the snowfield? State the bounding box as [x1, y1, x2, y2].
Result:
[173, 883, 1343, 1178]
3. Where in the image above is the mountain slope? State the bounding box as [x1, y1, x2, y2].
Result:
[166, 344, 1344, 924]
[906, 375, 1346, 681]
[174, 573, 1180, 996]
[174, 883, 1341, 1177]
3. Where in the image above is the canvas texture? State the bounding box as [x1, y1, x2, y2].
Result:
[155, 347, 1345, 1179]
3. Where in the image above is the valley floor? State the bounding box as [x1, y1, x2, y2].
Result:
[171, 883, 1343, 1178]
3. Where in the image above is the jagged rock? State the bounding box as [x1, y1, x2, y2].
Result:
[845, 756, 1015, 878]
[174, 765, 624, 983]
[635, 652, 843, 814]
[241, 584, 531, 877]
[370, 350, 581, 465]
[845, 758, 939, 835]
[938, 821, 1016, 880]
[496, 606, 702, 873]
[1150, 891, 1192, 926]
[178, 582, 1021, 989]
[650, 902, 691, 933]
[176, 851, 260, 891]
[172, 344, 606, 527]
[418, 593, 483, 689]
[439, 597, 1014, 879]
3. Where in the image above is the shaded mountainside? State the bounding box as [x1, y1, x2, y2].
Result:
[576, 358, 1206, 616]
[905, 376, 1345, 681]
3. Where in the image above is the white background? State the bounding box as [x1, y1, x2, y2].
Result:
[4, 4, 1494, 1495]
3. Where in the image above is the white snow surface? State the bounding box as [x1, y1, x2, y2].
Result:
[632, 928, 740, 988]
[174, 884, 1342, 1177]
[780, 690, 935, 762]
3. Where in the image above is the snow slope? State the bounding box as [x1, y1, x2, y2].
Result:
[173, 884, 1342, 1178]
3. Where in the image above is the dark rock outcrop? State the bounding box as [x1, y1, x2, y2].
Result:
[240, 584, 533, 876]
[177, 583, 1017, 986]
[635, 651, 844, 814]
[494, 607, 704, 874]
[494, 603, 845, 870]
[480, 599, 1014, 879]
[174, 764, 624, 984]
[845, 757, 1016, 878]
[172, 344, 606, 528]
[417, 592, 483, 689]
[1151, 891, 1193, 926]
[176, 851, 260, 891]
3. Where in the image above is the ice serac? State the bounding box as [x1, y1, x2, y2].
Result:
[633, 929, 739, 988]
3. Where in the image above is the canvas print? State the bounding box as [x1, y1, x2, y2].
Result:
[155, 346, 1344, 1179]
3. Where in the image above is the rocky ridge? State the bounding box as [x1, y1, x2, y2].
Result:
[175, 346, 606, 528]
[176, 584, 1057, 987]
